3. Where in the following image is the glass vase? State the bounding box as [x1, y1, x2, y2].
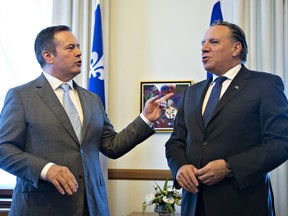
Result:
[154, 203, 174, 216]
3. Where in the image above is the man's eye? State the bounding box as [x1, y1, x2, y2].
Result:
[66, 45, 75, 50]
[211, 40, 219, 44]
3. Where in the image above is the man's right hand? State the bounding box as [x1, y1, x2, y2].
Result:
[176, 164, 199, 193]
[46, 164, 78, 195]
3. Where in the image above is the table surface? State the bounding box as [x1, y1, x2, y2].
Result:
[127, 212, 180, 216]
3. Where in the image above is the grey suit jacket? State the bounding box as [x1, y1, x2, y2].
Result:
[0, 74, 154, 216]
[166, 65, 288, 216]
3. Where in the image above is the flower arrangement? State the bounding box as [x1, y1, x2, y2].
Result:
[142, 179, 182, 215]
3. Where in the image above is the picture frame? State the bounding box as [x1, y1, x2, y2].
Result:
[140, 81, 193, 132]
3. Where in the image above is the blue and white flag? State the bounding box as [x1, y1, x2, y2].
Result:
[89, 0, 105, 109]
[88, 1, 108, 186]
[210, 1, 223, 26]
[207, 1, 224, 79]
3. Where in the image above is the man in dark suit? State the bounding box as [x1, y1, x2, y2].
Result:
[165, 20, 288, 216]
[0, 25, 173, 216]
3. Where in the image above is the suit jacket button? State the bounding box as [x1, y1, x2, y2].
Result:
[203, 141, 208, 146]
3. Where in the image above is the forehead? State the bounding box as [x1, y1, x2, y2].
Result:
[54, 31, 78, 45]
[203, 25, 231, 40]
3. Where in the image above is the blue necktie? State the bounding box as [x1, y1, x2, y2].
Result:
[203, 76, 227, 128]
[60, 83, 82, 142]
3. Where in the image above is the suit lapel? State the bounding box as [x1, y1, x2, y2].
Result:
[196, 78, 212, 131]
[74, 83, 92, 145]
[210, 66, 251, 123]
[34, 74, 80, 144]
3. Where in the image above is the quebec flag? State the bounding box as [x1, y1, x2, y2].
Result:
[210, 1, 223, 26]
[207, 1, 223, 79]
[89, 0, 105, 109]
[88, 0, 108, 185]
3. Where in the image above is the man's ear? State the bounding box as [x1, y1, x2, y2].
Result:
[42, 51, 54, 64]
[232, 42, 242, 57]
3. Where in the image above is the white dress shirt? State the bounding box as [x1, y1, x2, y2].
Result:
[202, 64, 242, 115]
[43, 72, 83, 123]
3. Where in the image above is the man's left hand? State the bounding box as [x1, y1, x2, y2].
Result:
[194, 159, 227, 186]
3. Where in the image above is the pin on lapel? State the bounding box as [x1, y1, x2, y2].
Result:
[234, 85, 239, 90]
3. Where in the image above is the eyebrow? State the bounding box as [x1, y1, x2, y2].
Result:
[65, 43, 80, 48]
[201, 38, 219, 44]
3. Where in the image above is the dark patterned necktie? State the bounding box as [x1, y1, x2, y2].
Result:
[203, 76, 227, 128]
[60, 83, 82, 142]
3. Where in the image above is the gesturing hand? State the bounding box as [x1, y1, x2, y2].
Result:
[46, 164, 78, 195]
[142, 93, 174, 122]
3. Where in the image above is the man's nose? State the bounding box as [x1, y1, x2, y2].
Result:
[76, 48, 82, 57]
[201, 42, 209, 52]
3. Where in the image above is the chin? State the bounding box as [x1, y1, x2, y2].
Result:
[204, 65, 212, 72]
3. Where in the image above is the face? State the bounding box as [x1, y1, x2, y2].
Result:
[201, 25, 241, 76]
[44, 31, 82, 81]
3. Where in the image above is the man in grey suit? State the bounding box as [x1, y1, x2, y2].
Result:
[0, 25, 173, 216]
[165, 21, 288, 215]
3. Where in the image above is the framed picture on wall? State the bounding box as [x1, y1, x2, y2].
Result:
[140, 81, 193, 132]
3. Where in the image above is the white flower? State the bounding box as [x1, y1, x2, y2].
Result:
[144, 193, 155, 205]
[142, 179, 182, 214]
[162, 196, 174, 204]
[167, 187, 173, 192]
[154, 186, 161, 194]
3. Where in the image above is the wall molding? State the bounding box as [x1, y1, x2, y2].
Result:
[0, 169, 173, 209]
[0, 189, 12, 209]
[108, 169, 172, 180]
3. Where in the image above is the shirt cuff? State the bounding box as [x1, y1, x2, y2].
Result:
[40, 162, 55, 180]
[140, 113, 154, 128]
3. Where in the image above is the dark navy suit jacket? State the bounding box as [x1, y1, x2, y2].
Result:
[166, 65, 288, 216]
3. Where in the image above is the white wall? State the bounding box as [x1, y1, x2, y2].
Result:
[106, 0, 217, 215]
[0, 0, 52, 189]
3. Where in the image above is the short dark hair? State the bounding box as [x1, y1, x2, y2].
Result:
[211, 20, 248, 62]
[34, 25, 71, 68]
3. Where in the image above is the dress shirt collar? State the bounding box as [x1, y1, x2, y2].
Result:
[211, 64, 242, 84]
[43, 72, 74, 90]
